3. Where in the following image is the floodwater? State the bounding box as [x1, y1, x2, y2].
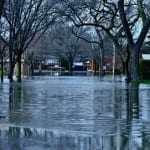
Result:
[0, 76, 150, 150]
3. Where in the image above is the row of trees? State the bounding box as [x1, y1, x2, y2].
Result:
[25, 24, 93, 76]
[0, 0, 61, 82]
[26, 24, 115, 76]
[60, 0, 150, 81]
[0, 0, 149, 82]
[50, 24, 92, 75]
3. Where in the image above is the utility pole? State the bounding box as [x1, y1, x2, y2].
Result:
[112, 43, 115, 80]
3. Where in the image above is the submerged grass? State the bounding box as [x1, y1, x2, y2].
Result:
[132, 80, 150, 84]
[140, 80, 150, 84]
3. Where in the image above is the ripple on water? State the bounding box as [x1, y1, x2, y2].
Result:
[0, 76, 150, 149]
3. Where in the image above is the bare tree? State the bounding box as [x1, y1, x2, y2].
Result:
[50, 24, 91, 75]
[1, 0, 59, 82]
[26, 33, 52, 76]
[0, 39, 7, 82]
[118, 0, 150, 81]
[72, 26, 107, 76]
[61, 0, 150, 81]
[0, 0, 5, 18]
[60, 0, 129, 77]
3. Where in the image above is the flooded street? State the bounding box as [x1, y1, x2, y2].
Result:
[0, 76, 150, 149]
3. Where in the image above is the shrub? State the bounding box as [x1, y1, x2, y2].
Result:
[140, 60, 150, 80]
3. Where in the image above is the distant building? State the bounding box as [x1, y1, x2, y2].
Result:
[72, 61, 87, 75]
[87, 56, 122, 75]
[33, 56, 61, 76]
[87, 58, 99, 75]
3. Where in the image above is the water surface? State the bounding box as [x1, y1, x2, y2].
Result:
[0, 76, 150, 149]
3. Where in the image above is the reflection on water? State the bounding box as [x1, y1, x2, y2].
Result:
[0, 76, 150, 149]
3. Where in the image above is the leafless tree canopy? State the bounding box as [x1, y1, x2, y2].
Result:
[60, 0, 150, 81]
[0, 0, 149, 81]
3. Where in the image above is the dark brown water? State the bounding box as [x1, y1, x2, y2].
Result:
[0, 76, 150, 149]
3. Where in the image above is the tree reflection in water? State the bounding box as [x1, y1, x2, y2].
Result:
[0, 77, 150, 149]
[9, 83, 22, 109]
[0, 126, 128, 150]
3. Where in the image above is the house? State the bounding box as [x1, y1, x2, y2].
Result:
[13, 54, 61, 77]
[87, 56, 122, 75]
[72, 61, 87, 75]
[32, 56, 61, 76]
[87, 58, 99, 75]
[13, 59, 28, 77]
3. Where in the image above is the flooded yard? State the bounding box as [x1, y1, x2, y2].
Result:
[0, 76, 150, 149]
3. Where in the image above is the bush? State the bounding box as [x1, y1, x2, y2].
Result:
[61, 58, 69, 70]
[140, 60, 150, 80]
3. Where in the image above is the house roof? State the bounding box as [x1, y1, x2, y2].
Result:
[73, 62, 83, 66]
[142, 54, 150, 60]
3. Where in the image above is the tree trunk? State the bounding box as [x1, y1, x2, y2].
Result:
[118, 0, 150, 81]
[29, 52, 34, 76]
[120, 59, 131, 82]
[125, 61, 131, 82]
[0, 0, 5, 18]
[8, 52, 15, 82]
[16, 53, 22, 82]
[99, 48, 105, 76]
[93, 58, 97, 75]
[8, 64, 15, 82]
[125, 48, 131, 82]
[99, 59, 105, 76]
[129, 47, 140, 81]
[68, 61, 73, 75]
[68, 57, 73, 75]
[1, 56, 3, 82]
[128, 82, 140, 119]
[29, 63, 34, 76]
[121, 61, 125, 74]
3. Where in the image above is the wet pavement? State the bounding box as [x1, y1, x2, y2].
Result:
[0, 76, 150, 149]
